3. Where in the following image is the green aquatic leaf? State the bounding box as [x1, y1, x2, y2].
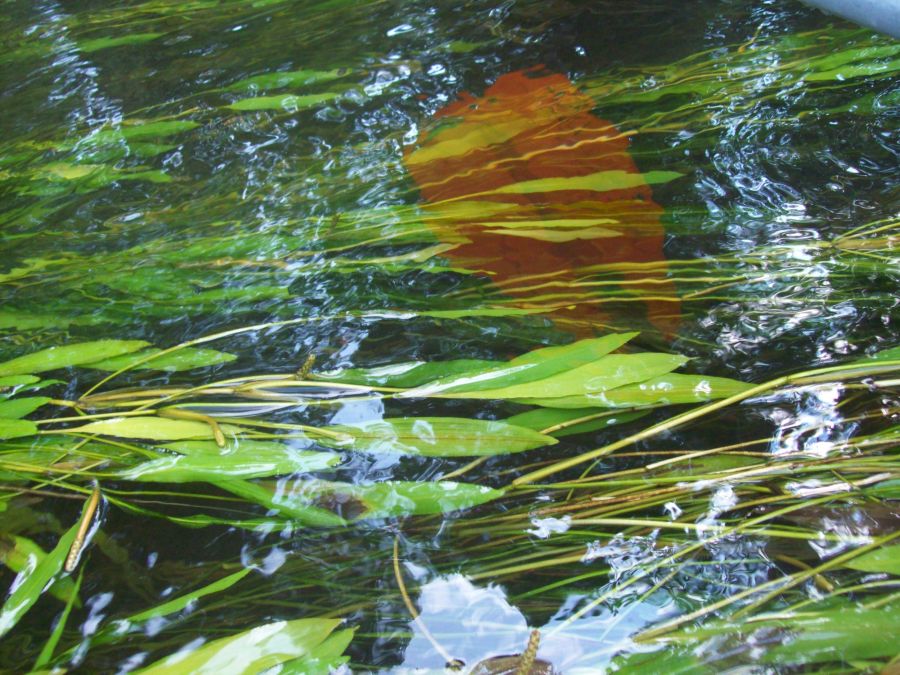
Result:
[127, 568, 251, 623]
[121, 447, 340, 482]
[82, 120, 200, 144]
[399, 333, 637, 398]
[134, 617, 347, 675]
[79, 32, 162, 53]
[277, 627, 355, 674]
[84, 347, 237, 372]
[488, 170, 683, 196]
[0, 375, 40, 388]
[217, 480, 348, 527]
[435, 353, 688, 401]
[66, 417, 242, 441]
[297, 479, 504, 519]
[0, 397, 50, 419]
[761, 604, 900, 666]
[505, 407, 649, 437]
[225, 69, 345, 92]
[0, 510, 79, 638]
[227, 92, 340, 112]
[844, 545, 900, 575]
[0, 535, 79, 606]
[0, 339, 149, 376]
[0, 418, 38, 439]
[323, 417, 555, 457]
[516, 373, 752, 408]
[312, 358, 499, 388]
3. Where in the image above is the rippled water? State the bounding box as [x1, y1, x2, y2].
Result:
[1, 0, 898, 672]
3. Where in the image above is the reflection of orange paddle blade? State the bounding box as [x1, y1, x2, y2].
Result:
[403, 69, 680, 334]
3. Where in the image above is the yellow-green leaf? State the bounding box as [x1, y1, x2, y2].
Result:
[0, 340, 150, 377]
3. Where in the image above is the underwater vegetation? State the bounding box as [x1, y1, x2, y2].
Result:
[0, 0, 898, 672]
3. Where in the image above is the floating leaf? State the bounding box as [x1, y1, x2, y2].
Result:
[121, 447, 340, 482]
[134, 617, 348, 675]
[0, 397, 50, 419]
[0, 508, 79, 638]
[399, 333, 637, 398]
[844, 545, 900, 575]
[227, 92, 340, 112]
[516, 373, 753, 408]
[322, 417, 555, 457]
[0, 418, 38, 439]
[66, 417, 242, 441]
[0, 340, 149, 377]
[84, 347, 236, 372]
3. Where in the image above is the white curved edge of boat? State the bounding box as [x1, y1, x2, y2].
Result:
[801, 0, 900, 39]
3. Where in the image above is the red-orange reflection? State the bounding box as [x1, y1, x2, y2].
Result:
[403, 69, 680, 334]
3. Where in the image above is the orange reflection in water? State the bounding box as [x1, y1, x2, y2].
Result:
[404, 69, 680, 334]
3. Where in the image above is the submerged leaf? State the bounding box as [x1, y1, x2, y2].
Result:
[506, 407, 649, 437]
[134, 617, 347, 675]
[433, 353, 688, 401]
[0, 340, 149, 376]
[0, 397, 50, 419]
[227, 92, 340, 111]
[297, 479, 504, 519]
[79, 33, 162, 53]
[517, 373, 752, 408]
[323, 417, 556, 456]
[0, 535, 79, 606]
[84, 347, 236, 372]
[121, 447, 340, 482]
[127, 569, 251, 623]
[312, 358, 499, 388]
[844, 545, 900, 575]
[225, 69, 345, 92]
[0, 418, 38, 439]
[0, 508, 80, 638]
[66, 417, 241, 441]
[398, 333, 637, 398]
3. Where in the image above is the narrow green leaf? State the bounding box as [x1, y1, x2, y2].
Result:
[0, 376, 40, 388]
[0, 418, 38, 440]
[506, 407, 649, 437]
[0, 340, 150, 377]
[33, 568, 83, 670]
[844, 545, 900, 576]
[277, 627, 355, 674]
[121, 448, 340, 482]
[322, 417, 555, 457]
[489, 170, 683, 196]
[227, 92, 340, 112]
[517, 373, 752, 408]
[312, 358, 499, 388]
[79, 33, 162, 53]
[217, 480, 347, 527]
[65, 417, 242, 441]
[225, 69, 345, 92]
[0, 512, 80, 638]
[84, 347, 236, 372]
[0, 397, 51, 419]
[437, 353, 688, 402]
[399, 333, 637, 398]
[762, 604, 900, 665]
[0, 535, 79, 606]
[134, 617, 345, 675]
[297, 479, 504, 519]
[127, 569, 251, 623]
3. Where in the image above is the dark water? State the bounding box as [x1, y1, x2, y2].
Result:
[1, 0, 898, 672]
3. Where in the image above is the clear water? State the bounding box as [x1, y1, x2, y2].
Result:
[1, 0, 898, 672]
